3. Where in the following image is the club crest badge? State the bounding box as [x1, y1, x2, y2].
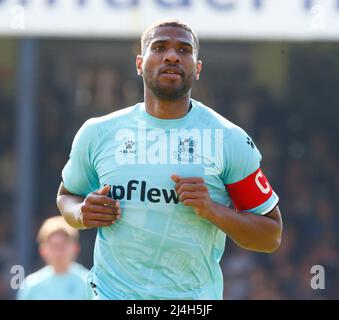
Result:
[173, 136, 199, 163]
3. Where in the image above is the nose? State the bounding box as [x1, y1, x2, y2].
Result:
[163, 48, 180, 64]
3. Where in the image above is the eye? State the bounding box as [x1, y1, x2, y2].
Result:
[179, 47, 192, 54]
[152, 45, 165, 52]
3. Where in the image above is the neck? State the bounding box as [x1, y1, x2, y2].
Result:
[144, 91, 191, 119]
[52, 264, 69, 274]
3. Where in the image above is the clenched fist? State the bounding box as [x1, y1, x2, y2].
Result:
[171, 175, 215, 219]
[79, 185, 121, 228]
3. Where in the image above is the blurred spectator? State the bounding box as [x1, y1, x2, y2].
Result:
[16, 216, 89, 300]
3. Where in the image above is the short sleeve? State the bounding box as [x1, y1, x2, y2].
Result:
[62, 120, 100, 197]
[221, 127, 279, 215]
[221, 127, 262, 184]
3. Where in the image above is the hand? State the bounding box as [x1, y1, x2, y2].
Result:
[78, 185, 121, 228]
[171, 175, 215, 219]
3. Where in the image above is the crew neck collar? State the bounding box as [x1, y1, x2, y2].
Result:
[138, 100, 197, 128]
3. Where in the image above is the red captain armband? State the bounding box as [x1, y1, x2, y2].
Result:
[225, 168, 273, 211]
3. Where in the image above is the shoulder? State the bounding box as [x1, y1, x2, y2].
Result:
[192, 99, 249, 140]
[84, 105, 138, 131]
[22, 266, 52, 289]
[69, 263, 89, 281]
[72, 105, 138, 146]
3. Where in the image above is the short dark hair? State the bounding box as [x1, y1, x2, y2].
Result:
[141, 18, 200, 56]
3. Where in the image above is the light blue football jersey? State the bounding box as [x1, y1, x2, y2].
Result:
[16, 263, 89, 300]
[62, 99, 279, 300]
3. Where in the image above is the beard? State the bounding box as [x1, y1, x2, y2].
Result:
[144, 71, 194, 101]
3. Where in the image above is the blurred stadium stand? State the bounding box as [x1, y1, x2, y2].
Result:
[1, 38, 338, 299]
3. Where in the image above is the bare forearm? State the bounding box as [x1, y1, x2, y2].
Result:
[57, 182, 121, 229]
[171, 175, 282, 253]
[207, 202, 282, 253]
[57, 193, 85, 229]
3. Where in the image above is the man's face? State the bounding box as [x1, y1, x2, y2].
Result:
[136, 26, 202, 101]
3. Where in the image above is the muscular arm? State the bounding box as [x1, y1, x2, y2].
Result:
[172, 175, 282, 253]
[206, 203, 282, 253]
[57, 182, 121, 229]
[57, 183, 86, 229]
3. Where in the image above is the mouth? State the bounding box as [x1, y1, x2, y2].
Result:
[159, 67, 184, 79]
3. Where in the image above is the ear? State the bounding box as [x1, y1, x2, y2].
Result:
[136, 55, 143, 76]
[195, 60, 203, 80]
[73, 242, 80, 255]
[39, 244, 48, 259]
